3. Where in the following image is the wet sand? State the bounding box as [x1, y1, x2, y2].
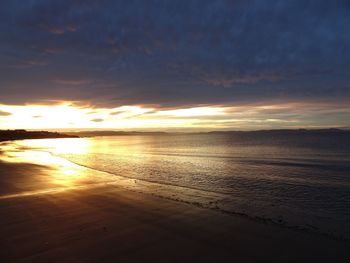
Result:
[0, 143, 349, 262]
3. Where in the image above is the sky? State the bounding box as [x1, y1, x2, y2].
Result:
[0, 0, 350, 130]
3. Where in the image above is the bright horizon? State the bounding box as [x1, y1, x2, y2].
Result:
[1, 100, 350, 131]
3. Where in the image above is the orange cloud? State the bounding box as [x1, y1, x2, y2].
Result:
[91, 118, 104, 122]
[0, 111, 11, 116]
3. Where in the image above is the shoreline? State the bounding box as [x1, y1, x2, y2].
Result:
[49, 148, 349, 242]
[43, 154, 350, 243]
[0, 140, 349, 262]
[2, 139, 349, 242]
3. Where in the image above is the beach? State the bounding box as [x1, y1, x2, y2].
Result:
[1, 1, 349, 261]
[0, 139, 349, 262]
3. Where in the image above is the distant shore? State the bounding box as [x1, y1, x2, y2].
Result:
[0, 129, 78, 142]
[63, 128, 350, 137]
[2, 128, 348, 141]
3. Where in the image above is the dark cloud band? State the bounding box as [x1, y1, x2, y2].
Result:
[0, 0, 349, 109]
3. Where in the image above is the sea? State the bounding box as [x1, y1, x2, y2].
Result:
[14, 131, 350, 240]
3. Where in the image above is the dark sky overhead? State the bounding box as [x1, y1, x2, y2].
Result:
[0, 0, 350, 130]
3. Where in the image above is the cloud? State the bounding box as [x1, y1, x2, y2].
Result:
[46, 26, 65, 35]
[7, 60, 47, 69]
[91, 118, 104, 122]
[0, 111, 11, 116]
[67, 24, 78, 32]
[44, 48, 63, 54]
[202, 72, 284, 88]
[53, 79, 93, 86]
[110, 110, 127, 116]
[0, 0, 349, 111]
[1, 101, 350, 130]
[44, 24, 78, 35]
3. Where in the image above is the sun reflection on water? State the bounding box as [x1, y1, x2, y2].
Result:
[18, 138, 92, 155]
[0, 138, 109, 188]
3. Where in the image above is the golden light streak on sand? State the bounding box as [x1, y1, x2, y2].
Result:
[0, 183, 109, 200]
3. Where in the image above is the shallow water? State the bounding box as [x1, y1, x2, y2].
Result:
[12, 133, 350, 239]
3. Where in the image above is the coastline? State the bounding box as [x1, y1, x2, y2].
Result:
[0, 129, 78, 143]
[0, 140, 349, 262]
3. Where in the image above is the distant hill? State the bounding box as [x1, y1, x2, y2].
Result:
[65, 130, 168, 137]
[65, 128, 350, 138]
[0, 130, 78, 142]
[206, 128, 349, 135]
[1, 129, 348, 141]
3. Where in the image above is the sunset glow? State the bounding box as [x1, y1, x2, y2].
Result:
[1, 101, 349, 130]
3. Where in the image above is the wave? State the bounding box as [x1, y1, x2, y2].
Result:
[50, 151, 350, 243]
[141, 151, 350, 171]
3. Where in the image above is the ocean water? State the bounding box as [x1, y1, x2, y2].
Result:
[18, 132, 350, 239]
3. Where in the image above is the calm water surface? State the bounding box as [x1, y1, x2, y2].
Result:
[17, 133, 350, 239]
